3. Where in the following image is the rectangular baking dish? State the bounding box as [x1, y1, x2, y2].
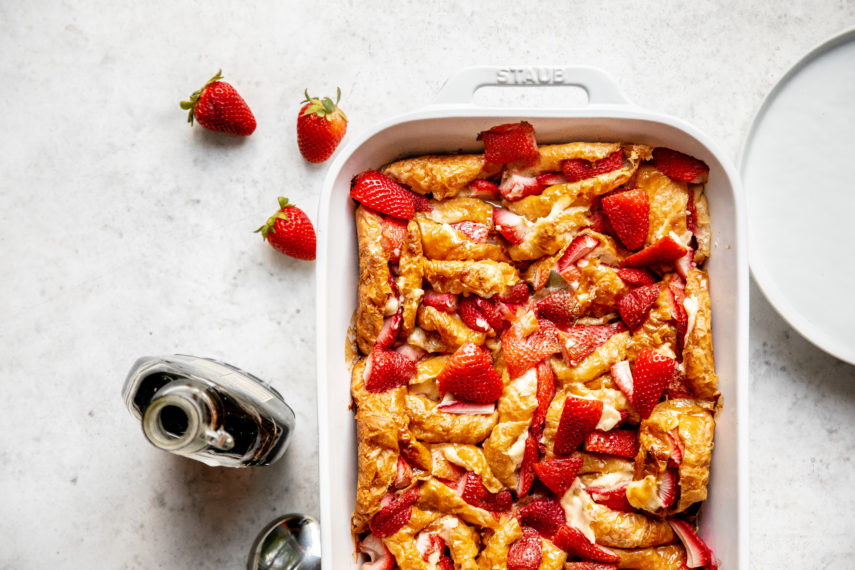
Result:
[316, 66, 749, 568]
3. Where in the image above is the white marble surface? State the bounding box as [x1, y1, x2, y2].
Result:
[1, 1, 854, 568]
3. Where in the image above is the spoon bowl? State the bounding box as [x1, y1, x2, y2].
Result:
[247, 514, 321, 570]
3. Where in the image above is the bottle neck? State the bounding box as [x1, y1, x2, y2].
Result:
[141, 380, 235, 454]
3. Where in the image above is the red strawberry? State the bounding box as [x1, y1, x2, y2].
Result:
[533, 456, 583, 496]
[493, 207, 532, 244]
[469, 179, 501, 199]
[476, 297, 505, 332]
[601, 188, 649, 251]
[561, 150, 623, 182]
[358, 534, 394, 570]
[584, 429, 639, 459]
[497, 282, 532, 305]
[667, 427, 685, 467]
[664, 369, 694, 400]
[586, 208, 615, 236]
[417, 532, 444, 561]
[394, 457, 413, 490]
[422, 290, 459, 313]
[586, 483, 634, 512]
[436, 395, 496, 415]
[296, 88, 348, 163]
[459, 296, 492, 333]
[499, 173, 546, 201]
[563, 323, 625, 366]
[669, 520, 714, 568]
[554, 397, 603, 455]
[556, 234, 600, 279]
[458, 471, 513, 512]
[375, 308, 402, 349]
[180, 70, 256, 136]
[380, 218, 408, 263]
[502, 319, 562, 377]
[365, 346, 416, 393]
[407, 190, 432, 212]
[658, 467, 679, 508]
[477, 121, 539, 167]
[652, 147, 709, 184]
[550, 525, 619, 563]
[255, 197, 317, 260]
[616, 268, 657, 287]
[516, 497, 565, 538]
[631, 349, 675, 418]
[668, 283, 689, 353]
[610, 360, 634, 399]
[618, 283, 661, 330]
[536, 289, 578, 330]
[436, 342, 503, 404]
[531, 361, 556, 440]
[537, 172, 567, 186]
[351, 171, 416, 220]
[621, 235, 687, 269]
[686, 191, 698, 234]
[507, 526, 543, 570]
[451, 221, 490, 243]
[369, 486, 421, 538]
[564, 563, 618, 570]
[517, 433, 539, 497]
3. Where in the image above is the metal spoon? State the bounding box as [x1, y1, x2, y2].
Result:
[248, 514, 321, 570]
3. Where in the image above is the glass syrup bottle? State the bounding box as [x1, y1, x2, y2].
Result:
[122, 355, 295, 467]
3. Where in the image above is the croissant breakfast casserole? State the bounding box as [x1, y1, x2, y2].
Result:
[347, 121, 720, 570]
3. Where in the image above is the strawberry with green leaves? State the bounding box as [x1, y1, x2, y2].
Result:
[297, 88, 348, 163]
[181, 70, 256, 136]
[255, 197, 316, 260]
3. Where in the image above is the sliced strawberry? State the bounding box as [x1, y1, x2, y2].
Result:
[416, 532, 444, 561]
[561, 150, 624, 182]
[669, 519, 713, 568]
[499, 172, 545, 201]
[563, 323, 626, 366]
[621, 234, 688, 269]
[686, 191, 698, 234]
[451, 220, 490, 243]
[351, 170, 416, 219]
[507, 526, 543, 570]
[469, 178, 501, 199]
[586, 483, 634, 512]
[584, 429, 639, 458]
[502, 319, 562, 377]
[517, 433, 539, 497]
[393, 456, 413, 490]
[618, 282, 660, 331]
[533, 456, 583, 496]
[358, 533, 394, 570]
[668, 283, 688, 354]
[379, 218, 409, 263]
[631, 349, 676, 418]
[667, 428, 685, 467]
[497, 282, 532, 305]
[406, 189, 432, 212]
[664, 369, 695, 400]
[556, 234, 600, 279]
[365, 346, 416, 393]
[586, 208, 615, 236]
[652, 147, 709, 184]
[493, 207, 533, 244]
[477, 121, 539, 167]
[516, 496, 565, 538]
[458, 471, 513, 512]
[536, 289, 578, 330]
[658, 468, 679, 509]
[369, 486, 421, 538]
[459, 296, 492, 333]
[423, 289, 458, 313]
[375, 307, 403, 349]
[436, 342, 503, 404]
[601, 187, 649, 251]
[395, 344, 427, 363]
[437, 555, 454, 570]
[436, 393, 496, 415]
[551, 524, 620, 562]
[536, 172, 566, 186]
[531, 360, 556, 440]
[610, 360, 634, 400]
[564, 563, 618, 570]
[475, 297, 505, 332]
[676, 248, 694, 280]
[554, 397, 603, 455]
[616, 267, 657, 287]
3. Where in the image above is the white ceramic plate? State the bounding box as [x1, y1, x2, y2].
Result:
[317, 66, 749, 568]
[743, 27, 855, 365]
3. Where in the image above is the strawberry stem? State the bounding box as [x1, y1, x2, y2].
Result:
[254, 197, 293, 238]
[180, 69, 225, 126]
[299, 87, 347, 122]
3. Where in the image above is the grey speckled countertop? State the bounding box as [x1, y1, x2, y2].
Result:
[1, 2, 854, 568]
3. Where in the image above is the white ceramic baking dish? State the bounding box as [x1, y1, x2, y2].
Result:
[316, 66, 748, 568]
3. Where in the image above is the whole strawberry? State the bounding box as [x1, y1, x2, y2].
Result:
[297, 88, 348, 163]
[180, 70, 256, 136]
[255, 197, 316, 260]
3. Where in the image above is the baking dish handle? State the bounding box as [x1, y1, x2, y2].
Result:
[433, 66, 630, 106]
